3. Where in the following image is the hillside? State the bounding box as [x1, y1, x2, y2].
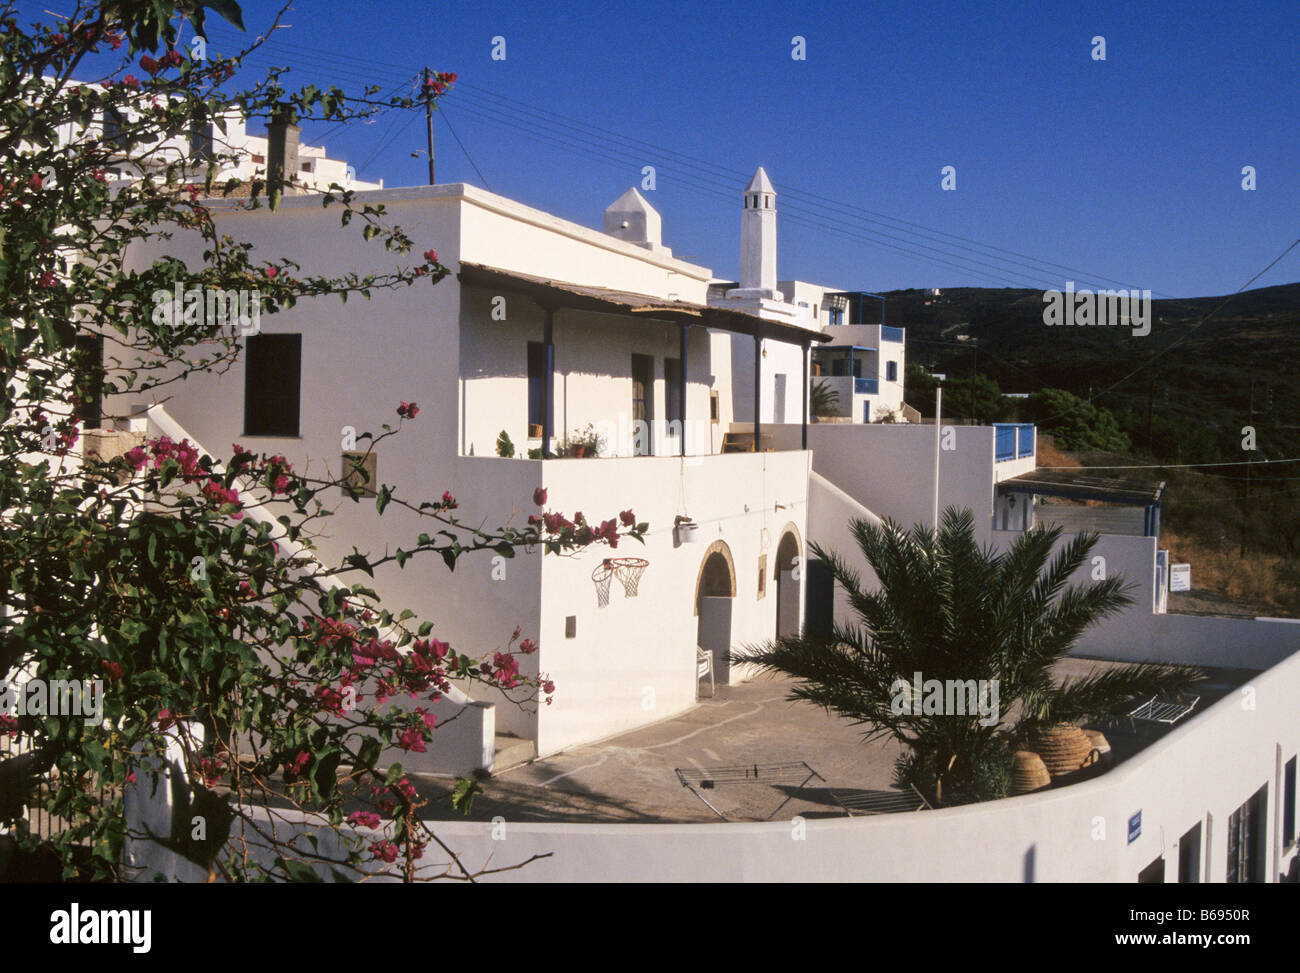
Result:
[884, 283, 1300, 615]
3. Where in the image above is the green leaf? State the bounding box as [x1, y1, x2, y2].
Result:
[450, 777, 482, 814]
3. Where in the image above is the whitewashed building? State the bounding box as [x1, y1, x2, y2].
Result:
[110, 162, 831, 768]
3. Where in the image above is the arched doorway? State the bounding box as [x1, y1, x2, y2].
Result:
[695, 541, 735, 689]
[775, 526, 802, 640]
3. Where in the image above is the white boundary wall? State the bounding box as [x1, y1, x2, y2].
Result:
[126, 646, 1300, 882]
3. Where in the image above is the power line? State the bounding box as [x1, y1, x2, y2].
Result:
[218, 35, 1155, 294]
[438, 107, 491, 192]
[1036, 457, 1300, 472]
[1031, 235, 1300, 430]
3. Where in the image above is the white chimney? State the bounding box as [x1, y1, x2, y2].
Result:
[728, 166, 782, 301]
[603, 187, 669, 253]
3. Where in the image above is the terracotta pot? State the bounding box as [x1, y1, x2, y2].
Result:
[1028, 723, 1095, 778]
[1008, 750, 1051, 795]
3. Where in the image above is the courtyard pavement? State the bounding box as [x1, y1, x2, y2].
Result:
[414, 656, 1252, 824]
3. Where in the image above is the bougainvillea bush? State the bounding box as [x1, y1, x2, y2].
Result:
[0, 1, 645, 881]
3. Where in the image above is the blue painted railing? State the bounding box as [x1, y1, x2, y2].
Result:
[854, 377, 879, 395]
[993, 423, 1035, 461]
[881, 325, 904, 343]
[994, 425, 1015, 462]
[1017, 424, 1034, 458]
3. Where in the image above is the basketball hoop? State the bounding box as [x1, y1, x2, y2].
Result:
[592, 559, 613, 607]
[610, 557, 649, 597]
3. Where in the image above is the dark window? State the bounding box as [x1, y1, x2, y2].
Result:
[710, 390, 719, 423]
[244, 334, 301, 436]
[1227, 786, 1268, 883]
[527, 341, 547, 434]
[887, 360, 898, 382]
[102, 108, 129, 151]
[757, 554, 767, 599]
[664, 357, 683, 434]
[1137, 857, 1165, 883]
[1178, 822, 1202, 883]
[805, 558, 834, 640]
[188, 116, 213, 161]
[831, 358, 848, 378]
[73, 334, 104, 429]
[1285, 757, 1296, 849]
[631, 353, 654, 456]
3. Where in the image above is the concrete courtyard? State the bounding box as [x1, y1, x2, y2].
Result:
[413, 657, 1251, 824]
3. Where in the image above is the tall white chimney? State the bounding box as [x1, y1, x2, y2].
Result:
[731, 166, 780, 300]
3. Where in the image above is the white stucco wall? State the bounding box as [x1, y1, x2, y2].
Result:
[534, 450, 810, 756]
[128, 644, 1300, 882]
[727, 335, 809, 425]
[762, 422, 1021, 543]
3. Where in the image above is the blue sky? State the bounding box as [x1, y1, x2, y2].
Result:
[26, 0, 1300, 297]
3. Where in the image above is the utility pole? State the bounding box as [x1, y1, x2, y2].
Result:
[422, 67, 435, 185]
[1146, 378, 1154, 454]
[932, 386, 942, 529]
[1242, 376, 1254, 556]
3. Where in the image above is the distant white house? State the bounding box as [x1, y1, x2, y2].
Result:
[40, 76, 382, 192]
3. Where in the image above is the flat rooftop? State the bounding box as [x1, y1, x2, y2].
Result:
[410, 658, 1255, 824]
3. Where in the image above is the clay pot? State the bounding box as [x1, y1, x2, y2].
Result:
[1028, 723, 1095, 778]
[1083, 729, 1113, 769]
[1008, 750, 1051, 795]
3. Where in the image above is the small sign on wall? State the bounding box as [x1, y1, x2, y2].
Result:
[1128, 810, 1142, 844]
[1169, 564, 1191, 592]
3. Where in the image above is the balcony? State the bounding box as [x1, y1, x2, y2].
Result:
[993, 423, 1035, 462]
[854, 377, 879, 395]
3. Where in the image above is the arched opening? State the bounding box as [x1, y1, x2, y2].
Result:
[775, 526, 802, 640]
[695, 541, 735, 690]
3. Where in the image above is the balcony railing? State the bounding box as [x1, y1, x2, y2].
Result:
[881, 326, 904, 343]
[854, 377, 878, 395]
[993, 423, 1035, 461]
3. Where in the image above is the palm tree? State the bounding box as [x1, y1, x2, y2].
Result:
[734, 507, 1203, 806]
[810, 379, 840, 419]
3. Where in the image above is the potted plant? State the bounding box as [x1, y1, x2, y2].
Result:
[674, 515, 700, 544]
[558, 424, 606, 459]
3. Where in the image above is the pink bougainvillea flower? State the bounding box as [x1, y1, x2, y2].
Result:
[104, 661, 124, 681]
[518, 638, 538, 655]
[620, 509, 636, 527]
[139, 54, 160, 75]
[533, 487, 547, 507]
[423, 249, 438, 264]
[156, 710, 177, 731]
[397, 725, 427, 753]
[441, 490, 457, 509]
[119, 74, 140, 89]
[369, 841, 399, 863]
[348, 810, 381, 829]
[264, 265, 278, 279]
[28, 172, 43, 190]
